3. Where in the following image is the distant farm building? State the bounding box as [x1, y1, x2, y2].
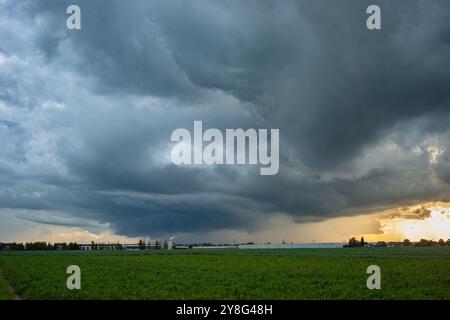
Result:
[79, 243, 123, 250]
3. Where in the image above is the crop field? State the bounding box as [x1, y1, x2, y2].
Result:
[0, 247, 449, 300]
[0, 275, 14, 300]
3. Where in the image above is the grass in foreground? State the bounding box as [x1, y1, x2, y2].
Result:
[0, 274, 14, 300]
[0, 247, 449, 300]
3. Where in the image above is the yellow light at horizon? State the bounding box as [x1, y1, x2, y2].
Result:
[378, 205, 450, 241]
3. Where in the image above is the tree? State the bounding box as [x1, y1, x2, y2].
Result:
[138, 240, 145, 250]
[348, 237, 361, 247]
[446, 239, 450, 247]
[6, 243, 25, 251]
[360, 237, 365, 247]
[417, 239, 431, 247]
[438, 239, 445, 247]
[403, 239, 412, 247]
[67, 242, 80, 250]
[154, 240, 161, 250]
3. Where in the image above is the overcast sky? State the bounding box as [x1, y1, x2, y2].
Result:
[1, 0, 450, 243]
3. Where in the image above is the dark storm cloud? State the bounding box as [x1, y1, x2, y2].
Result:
[1, 0, 450, 238]
[29, 0, 450, 166]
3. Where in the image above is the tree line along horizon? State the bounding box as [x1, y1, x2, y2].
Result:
[1, 238, 450, 251]
[0, 240, 167, 251]
[346, 237, 450, 247]
[0, 239, 250, 251]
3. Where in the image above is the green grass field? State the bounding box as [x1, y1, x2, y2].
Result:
[0, 247, 449, 300]
[0, 276, 14, 300]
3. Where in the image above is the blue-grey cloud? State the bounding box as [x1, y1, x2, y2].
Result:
[1, 0, 450, 238]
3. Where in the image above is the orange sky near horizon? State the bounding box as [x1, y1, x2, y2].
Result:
[362, 203, 450, 242]
[1, 202, 449, 244]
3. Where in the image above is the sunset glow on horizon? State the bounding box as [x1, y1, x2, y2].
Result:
[362, 203, 450, 242]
